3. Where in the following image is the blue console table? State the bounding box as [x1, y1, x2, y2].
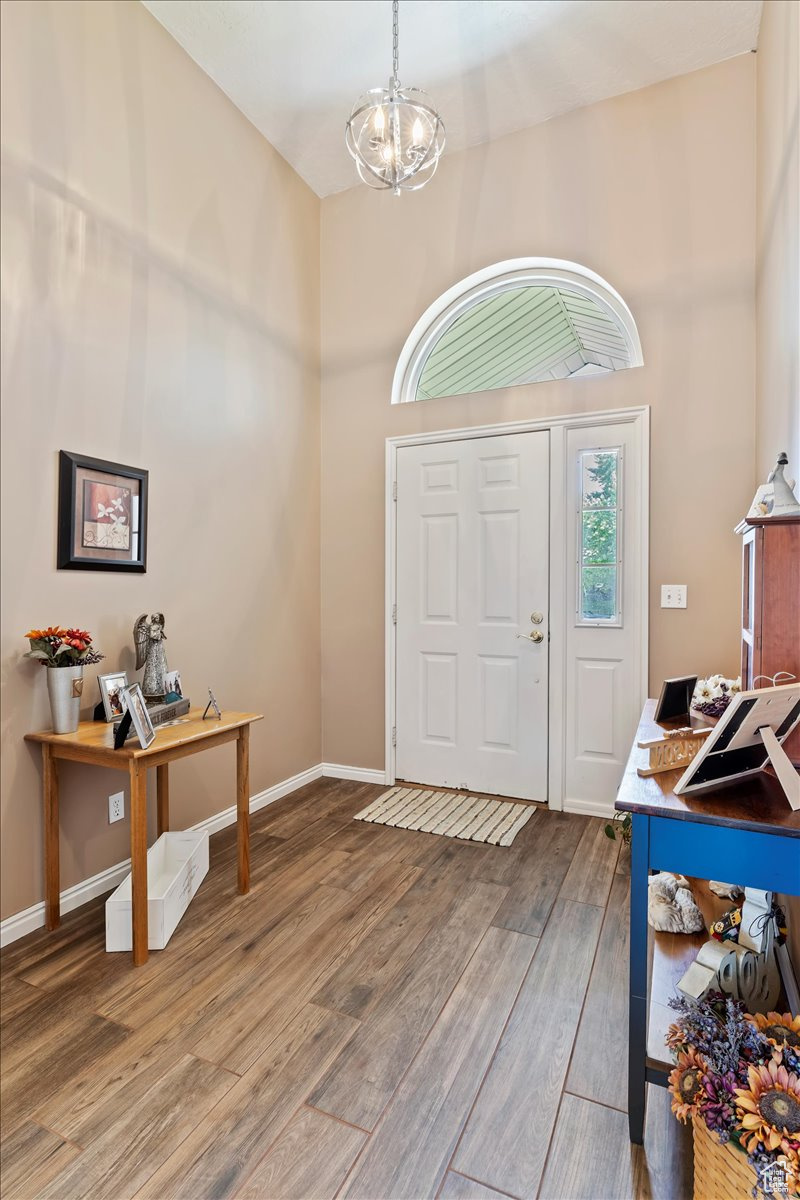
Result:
[616, 700, 800, 1144]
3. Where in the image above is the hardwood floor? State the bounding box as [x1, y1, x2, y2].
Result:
[0, 778, 691, 1200]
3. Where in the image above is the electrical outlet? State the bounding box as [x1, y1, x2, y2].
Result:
[108, 791, 125, 824]
[661, 584, 688, 609]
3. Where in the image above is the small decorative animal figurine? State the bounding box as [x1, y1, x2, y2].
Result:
[647, 872, 705, 934]
[768, 452, 800, 516]
[133, 612, 169, 699]
[708, 880, 744, 900]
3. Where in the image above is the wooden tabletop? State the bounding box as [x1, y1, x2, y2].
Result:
[615, 700, 800, 838]
[25, 709, 263, 761]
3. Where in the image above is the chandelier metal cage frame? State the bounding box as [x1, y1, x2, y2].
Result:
[345, 0, 446, 195]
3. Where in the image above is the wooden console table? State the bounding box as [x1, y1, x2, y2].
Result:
[615, 700, 800, 1144]
[25, 709, 263, 966]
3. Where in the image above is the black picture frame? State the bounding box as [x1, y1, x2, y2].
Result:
[57, 451, 148, 572]
[675, 683, 800, 796]
[654, 675, 697, 724]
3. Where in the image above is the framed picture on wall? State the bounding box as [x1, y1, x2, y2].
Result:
[57, 451, 148, 571]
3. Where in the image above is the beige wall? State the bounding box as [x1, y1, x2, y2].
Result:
[0, 10, 765, 924]
[0, 0, 321, 920]
[756, 0, 800, 480]
[320, 55, 757, 772]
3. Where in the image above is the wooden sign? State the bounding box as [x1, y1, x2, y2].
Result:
[637, 727, 713, 777]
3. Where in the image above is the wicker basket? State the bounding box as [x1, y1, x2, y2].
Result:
[692, 1116, 755, 1200]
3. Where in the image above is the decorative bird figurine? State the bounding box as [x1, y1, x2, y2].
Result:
[768, 452, 800, 516]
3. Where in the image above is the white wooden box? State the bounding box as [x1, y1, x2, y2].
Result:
[105, 830, 209, 952]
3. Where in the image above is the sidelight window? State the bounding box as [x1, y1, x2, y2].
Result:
[577, 447, 622, 625]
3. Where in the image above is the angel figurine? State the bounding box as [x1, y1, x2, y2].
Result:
[134, 612, 169, 699]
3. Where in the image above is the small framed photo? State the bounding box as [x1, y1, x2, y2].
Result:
[98, 671, 129, 722]
[163, 669, 183, 698]
[654, 675, 697, 724]
[122, 683, 156, 749]
[57, 451, 148, 572]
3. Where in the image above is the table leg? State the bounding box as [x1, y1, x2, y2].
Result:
[129, 759, 149, 967]
[43, 745, 60, 930]
[236, 724, 250, 894]
[628, 811, 650, 1143]
[156, 764, 170, 837]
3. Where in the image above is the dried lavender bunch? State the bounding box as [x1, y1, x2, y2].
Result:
[667, 993, 766, 1078]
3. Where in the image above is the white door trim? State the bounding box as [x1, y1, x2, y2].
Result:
[385, 405, 650, 808]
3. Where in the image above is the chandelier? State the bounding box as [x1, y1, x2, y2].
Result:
[345, 0, 446, 194]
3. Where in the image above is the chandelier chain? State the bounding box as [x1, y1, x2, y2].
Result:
[392, 0, 399, 84]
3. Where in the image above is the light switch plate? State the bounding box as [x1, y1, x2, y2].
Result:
[661, 584, 687, 609]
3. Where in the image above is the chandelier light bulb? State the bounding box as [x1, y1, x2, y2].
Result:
[345, 0, 445, 195]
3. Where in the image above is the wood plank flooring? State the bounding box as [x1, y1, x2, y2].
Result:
[0, 778, 691, 1200]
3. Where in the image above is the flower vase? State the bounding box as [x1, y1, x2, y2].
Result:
[46, 665, 84, 734]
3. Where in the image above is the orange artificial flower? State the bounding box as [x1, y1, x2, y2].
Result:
[748, 1012, 800, 1053]
[735, 1058, 800, 1157]
[666, 1022, 687, 1051]
[64, 628, 92, 651]
[669, 1047, 707, 1123]
[25, 627, 66, 640]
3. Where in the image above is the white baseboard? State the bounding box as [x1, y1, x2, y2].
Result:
[322, 762, 387, 785]
[0, 763, 324, 949]
[0, 859, 134, 949]
[196, 764, 324, 837]
[563, 796, 616, 819]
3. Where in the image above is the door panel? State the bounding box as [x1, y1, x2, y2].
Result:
[480, 655, 518, 749]
[420, 653, 457, 743]
[480, 511, 519, 623]
[396, 431, 549, 801]
[422, 515, 458, 620]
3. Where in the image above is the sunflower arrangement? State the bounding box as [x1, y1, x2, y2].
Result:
[23, 627, 104, 667]
[667, 993, 800, 1197]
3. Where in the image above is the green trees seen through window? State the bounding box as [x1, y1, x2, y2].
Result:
[580, 450, 619, 621]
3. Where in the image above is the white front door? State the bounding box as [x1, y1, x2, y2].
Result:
[395, 431, 550, 801]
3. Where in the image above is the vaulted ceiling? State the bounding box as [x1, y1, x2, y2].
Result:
[142, 0, 762, 198]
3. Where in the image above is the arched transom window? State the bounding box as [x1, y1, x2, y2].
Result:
[392, 259, 643, 405]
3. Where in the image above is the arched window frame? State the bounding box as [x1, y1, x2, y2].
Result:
[391, 258, 644, 405]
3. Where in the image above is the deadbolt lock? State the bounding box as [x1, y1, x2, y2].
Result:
[530, 611, 544, 624]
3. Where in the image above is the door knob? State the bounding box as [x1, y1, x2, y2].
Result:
[516, 630, 544, 643]
[530, 611, 544, 624]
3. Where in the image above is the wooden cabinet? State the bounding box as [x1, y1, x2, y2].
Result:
[737, 514, 800, 762]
